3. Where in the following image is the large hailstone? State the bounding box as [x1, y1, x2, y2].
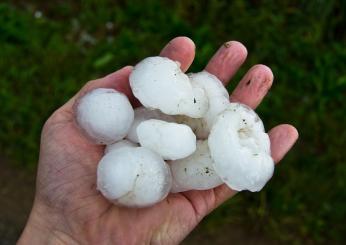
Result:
[137, 119, 196, 160]
[129, 56, 208, 118]
[170, 140, 223, 193]
[208, 103, 274, 192]
[97, 143, 172, 207]
[176, 71, 230, 139]
[76, 88, 134, 144]
[127, 107, 175, 143]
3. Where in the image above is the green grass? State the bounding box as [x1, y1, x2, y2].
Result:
[0, 0, 345, 243]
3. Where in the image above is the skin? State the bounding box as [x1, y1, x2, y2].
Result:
[18, 37, 298, 245]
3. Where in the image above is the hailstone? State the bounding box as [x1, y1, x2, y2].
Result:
[137, 119, 196, 160]
[97, 144, 172, 207]
[170, 140, 223, 193]
[127, 107, 175, 143]
[76, 88, 134, 144]
[129, 56, 208, 118]
[176, 71, 230, 139]
[208, 103, 274, 192]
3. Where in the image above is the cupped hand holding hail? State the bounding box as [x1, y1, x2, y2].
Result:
[19, 37, 298, 245]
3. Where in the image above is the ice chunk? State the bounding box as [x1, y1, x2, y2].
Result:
[127, 107, 175, 143]
[208, 103, 274, 192]
[130, 56, 208, 118]
[137, 119, 196, 160]
[97, 146, 172, 207]
[76, 88, 134, 144]
[170, 140, 223, 192]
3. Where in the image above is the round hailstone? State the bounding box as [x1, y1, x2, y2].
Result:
[104, 139, 137, 154]
[127, 107, 175, 143]
[170, 140, 223, 193]
[97, 146, 172, 207]
[129, 56, 208, 118]
[176, 71, 230, 139]
[137, 119, 196, 160]
[76, 88, 134, 144]
[208, 103, 274, 192]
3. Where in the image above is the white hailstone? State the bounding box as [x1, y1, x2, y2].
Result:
[97, 146, 172, 207]
[175, 71, 230, 139]
[137, 119, 196, 160]
[76, 88, 134, 144]
[127, 107, 175, 143]
[129, 56, 208, 118]
[104, 139, 137, 154]
[208, 103, 274, 192]
[170, 140, 223, 193]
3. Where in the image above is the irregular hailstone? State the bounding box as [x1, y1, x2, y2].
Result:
[189, 71, 229, 125]
[127, 107, 175, 143]
[129, 56, 208, 118]
[137, 119, 196, 160]
[104, 139, 137, 154]
[97, 144, 172, 207]
[76, 88, 134, 144]
[175, 71, 230, 139]
[170, 140, 223, 193]
[208, 103, 274, 192]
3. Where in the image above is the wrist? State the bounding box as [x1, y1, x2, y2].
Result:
[18, 198, 78, 245]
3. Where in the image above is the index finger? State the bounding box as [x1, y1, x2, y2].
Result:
[160, 36, 195, 72]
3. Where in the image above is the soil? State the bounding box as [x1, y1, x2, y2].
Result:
[0, 160, 35, 245]
[0, 160, 276, 245]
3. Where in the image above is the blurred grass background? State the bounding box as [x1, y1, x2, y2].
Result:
[0, 0, 345, 244]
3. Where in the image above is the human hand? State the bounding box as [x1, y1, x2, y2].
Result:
[19, 37, 298, 245]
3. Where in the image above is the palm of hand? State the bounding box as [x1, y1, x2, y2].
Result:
[33, 37, 298, 244]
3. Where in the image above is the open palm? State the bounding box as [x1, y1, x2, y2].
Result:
[20, 37, 298, 245]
